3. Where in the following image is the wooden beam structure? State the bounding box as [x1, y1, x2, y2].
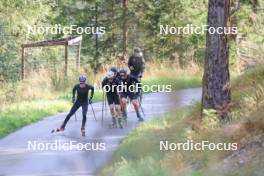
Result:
[64, 44, 68, 77]
[21, 46, 25, 80]
[21, 36, 82, 80]
[76, 41, 81, 69]
[21, 36, 82, 48]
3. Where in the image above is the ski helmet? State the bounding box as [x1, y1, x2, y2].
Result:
[110, 66, 118, 73]
[79, 75, 87, 83]
[119, 68, 127, 76]
[133, 47, 141, 53]
[106, 71, 115, 79]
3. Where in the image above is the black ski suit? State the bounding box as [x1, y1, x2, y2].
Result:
[102, 77, 120, 105]
[128, 54, 145, 78]
[61, 84, 94, 129]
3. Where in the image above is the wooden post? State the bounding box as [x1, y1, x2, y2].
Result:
[122, 0, 128, 60]
[21, 46, 25, 80]
[64, 44, 68, 77]
[20, 36, 82, 78]
[76, 41, 81, 69]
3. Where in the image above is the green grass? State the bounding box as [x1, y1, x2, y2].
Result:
[143, 76, 202, 91]
[0, 91, 104, 138]
[101, 66, 264, 176]
[101, 106, 200, 176]
[0, 100, 71, 137]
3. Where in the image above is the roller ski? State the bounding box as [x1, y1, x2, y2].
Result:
[51, 127, 64, 133]
[108, 117, 123, 129]
[81, 128, 85, 137]
[109, 117, 118, 128]
[122, 110, 128, 125]
[118, 118, 123, 129]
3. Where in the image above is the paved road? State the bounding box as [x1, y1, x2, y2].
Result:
[0, 88, 201, 176]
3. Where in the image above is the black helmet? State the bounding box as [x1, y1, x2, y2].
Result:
[119, 68, 127, 76]
[110, 66, 118, 73]
[79, 75, 87, 83]
[133, 47, 141, 53]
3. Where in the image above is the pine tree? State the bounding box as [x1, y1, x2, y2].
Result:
[202, 0, 232, 119]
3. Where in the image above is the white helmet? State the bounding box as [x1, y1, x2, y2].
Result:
[106, 71, 115, 79]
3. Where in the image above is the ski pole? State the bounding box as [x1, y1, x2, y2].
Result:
[138, 95, 146, 117]
[90, 103, 97, 122]
[104, 91, 107, 117]
[140, 103, 146, 117]
[72, 99, 77, 121]
[102, 91, 105, 123]
[74, 113, 77, 121]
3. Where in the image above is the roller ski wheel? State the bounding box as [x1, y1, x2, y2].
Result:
[123, 118, 127, 125]
[123, 115, 128, 125]
[51, 127, 64, 133]
[138, 117, 144, 122]
[108, 123, 118, 129]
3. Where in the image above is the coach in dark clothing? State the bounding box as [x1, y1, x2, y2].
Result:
[128, 47, 145, 79]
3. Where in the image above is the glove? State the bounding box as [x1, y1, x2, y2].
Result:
[88, 98, 93, 104]
[72, 98, 76, 103]
[129, 66, 134, 70]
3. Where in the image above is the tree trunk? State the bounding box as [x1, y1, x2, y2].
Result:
[111, 0, 116, 57]
[202, 0, 231, 119]
[122, 0, 128, 60]
[94, 2, 99, 74]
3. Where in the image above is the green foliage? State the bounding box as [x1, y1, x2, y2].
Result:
[0, 0, 56, 81]
[1, 0, 264, 81]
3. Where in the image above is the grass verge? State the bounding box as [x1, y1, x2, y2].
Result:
[0, 100, 70, 137]
[101, 65, 264, 176]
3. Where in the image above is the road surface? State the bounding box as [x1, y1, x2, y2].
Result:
[0, 88, 201, 176]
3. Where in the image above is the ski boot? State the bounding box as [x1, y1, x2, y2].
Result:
[123, 111, 128, 124]
[110, 117, 117, 128]
[81, 128, 85, 137]
[118, 118, 123, 129]
[136, 111, 144, 122]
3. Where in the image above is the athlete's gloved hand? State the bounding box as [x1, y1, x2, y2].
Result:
[88, 98, 93, 104]
[72, 98, 76, 103]
[129, 66, 134, 70]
